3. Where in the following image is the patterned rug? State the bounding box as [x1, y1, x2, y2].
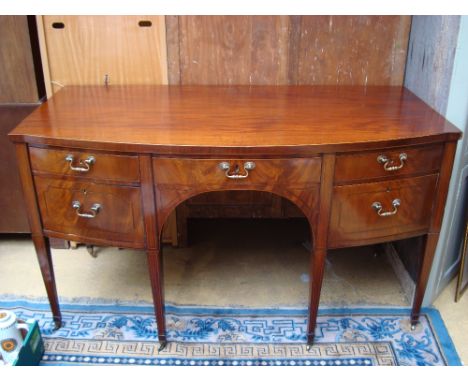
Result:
[0, 298, 461, 366]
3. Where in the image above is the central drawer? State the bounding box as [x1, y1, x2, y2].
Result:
[153, 157, 322, 188]
[328, 174, 438, 248]
[34, 177, 145, 248]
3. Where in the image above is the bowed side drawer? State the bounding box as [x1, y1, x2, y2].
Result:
[33, 177, 145, 248]
[334, 144, 444, 184]
[328, 174, 438, 248]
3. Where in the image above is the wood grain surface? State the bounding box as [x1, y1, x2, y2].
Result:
[42, 16, 168, 91]
[168, 16, 411, 86]
[9, 86, 461, 155]
[153, 157, 322, 235]
[294, 16, 411, 86]
[163, 15, 411, 229]
[334, 144, 444, 184]
[0, 106, 37, 232]
[15, 143, 62, 327]
[176, 16, 290, 85]
[34, 176, 145, 248]
[9, 84, 462, 347]
[30, 146, 140, 184]
[328, 174, 438, 248]
[153, 158, 321, 187]
[0, 16, 39, 103]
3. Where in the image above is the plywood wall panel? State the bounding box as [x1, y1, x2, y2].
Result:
[0, 16, 39, 103]
[42, 16, 168, 91]
[169, 15, 411, 86]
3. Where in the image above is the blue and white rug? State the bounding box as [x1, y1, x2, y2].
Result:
[0, 298, 461, 366]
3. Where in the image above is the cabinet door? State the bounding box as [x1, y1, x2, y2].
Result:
[41, 16, 168, 92]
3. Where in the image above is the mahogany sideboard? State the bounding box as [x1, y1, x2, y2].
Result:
[8, 85, 462, 350]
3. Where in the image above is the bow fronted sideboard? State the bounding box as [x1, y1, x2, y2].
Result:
[9, 86, 462, 350]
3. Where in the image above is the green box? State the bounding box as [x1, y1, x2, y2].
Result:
[12, 321, 45, 366]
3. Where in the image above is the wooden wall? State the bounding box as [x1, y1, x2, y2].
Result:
[41, 15, 411, 90]
[167, 16, 411, 85]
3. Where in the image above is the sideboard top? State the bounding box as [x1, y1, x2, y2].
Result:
[9, 85, 461, 154]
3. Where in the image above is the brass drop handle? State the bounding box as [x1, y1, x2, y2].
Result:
[72, 201, 101, 218]
[372, 199, 401, 217]
[218, 161, 256, 179]
[65, 154, 95, 172]
[377, 153, 407, 171]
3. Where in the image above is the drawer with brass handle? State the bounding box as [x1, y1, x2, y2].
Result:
[152, 157, 322, 189]
[371, 198, 401, 217]
[71, 200, 102, 218]
[65, 154, 96, 173]
[334, 144, 444, 184]
[218, 161, 256, 179]
[328, 174, 438, 248]
[29, 147, 140, 184]
[33, 177, 145, 248]
[377, 153, 408, 172]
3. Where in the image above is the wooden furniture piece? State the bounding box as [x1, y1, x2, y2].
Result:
[0, 105, 37, 233]
[0, 16, 45, 234]
[0, 16, 40, 103]
[35, 15, 413, 246]
[9, 85, 461, 350]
